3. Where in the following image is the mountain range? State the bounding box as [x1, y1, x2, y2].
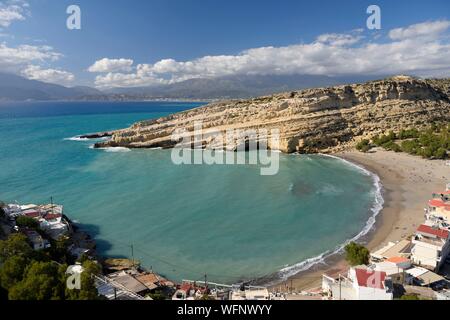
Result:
[0, 72, 387, 101]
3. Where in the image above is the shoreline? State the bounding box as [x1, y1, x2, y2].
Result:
[269, 149, 449, 292]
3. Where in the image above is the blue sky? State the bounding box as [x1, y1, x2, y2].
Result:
[1, 0, 450, 87]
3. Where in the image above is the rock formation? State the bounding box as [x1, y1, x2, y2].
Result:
[93, 76, 450, 153]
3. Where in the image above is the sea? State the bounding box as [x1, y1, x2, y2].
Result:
[0, 101, 383, 284]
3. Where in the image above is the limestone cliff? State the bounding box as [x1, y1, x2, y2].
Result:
[92, 76, 450, 153]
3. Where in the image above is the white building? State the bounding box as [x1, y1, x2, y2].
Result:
[411, 224, 450, 271]
[322, 266, 393, 300]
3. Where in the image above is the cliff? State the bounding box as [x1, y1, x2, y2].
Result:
[93, 76, 450, 153]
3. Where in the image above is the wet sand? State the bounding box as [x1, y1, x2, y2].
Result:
[270, 149, 449, 293]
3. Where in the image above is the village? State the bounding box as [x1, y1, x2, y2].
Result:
[1, 182, 449, 300]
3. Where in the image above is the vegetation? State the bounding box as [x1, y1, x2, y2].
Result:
[356, 139, 371, 153]
[344, 242, 370, 266]
[0, 233, 101, 300]
[362, 123, 449, 159]
[16, 216, 40, 230]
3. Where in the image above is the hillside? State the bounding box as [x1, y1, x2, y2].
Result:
[93, 76, 450, 153]
[0, 73, 102, 101]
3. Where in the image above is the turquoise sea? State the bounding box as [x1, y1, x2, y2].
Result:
[0, 101, 382, 284]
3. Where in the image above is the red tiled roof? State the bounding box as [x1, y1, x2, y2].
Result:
[354, 268, 386, 289]
[24, 211, 40, 218]
[43, 213, 61, 220]
[386, 256, 410, 264]
[180, 283, 191, 293]
[428, 199, 450, 208]
[417, 224, 449, 239]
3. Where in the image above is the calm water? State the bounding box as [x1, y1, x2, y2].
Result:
[0, 101, 381, 283]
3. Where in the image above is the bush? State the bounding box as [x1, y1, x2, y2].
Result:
[356, 139, 371, 152]
[16, 216, 40, 230]
[344, 242, 370, 266]
[382, 141, 401, 152]
[434, 147, 447, 159]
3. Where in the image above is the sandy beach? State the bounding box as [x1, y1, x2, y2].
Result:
[270, 149, 450, 293]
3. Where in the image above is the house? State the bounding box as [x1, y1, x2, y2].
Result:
[172, 283, 195, 300]
[106, 270, 149, 296]
[23, 230, 50, 250]
[230, 287, 270, 300]
[426, 198, 450, 225]
[411, 224, 450, 271]
[371, 240, 412, 262]
[322, 266, 393, 300]
[405, 267, 447, 290]
[38, 213, 69, 239]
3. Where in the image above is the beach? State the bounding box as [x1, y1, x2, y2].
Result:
[272, 149, 450, 292]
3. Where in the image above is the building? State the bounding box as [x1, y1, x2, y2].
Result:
[322, 266, 393, 300]
[230, 287, 270, 300]
[23, 230, 50, 250]
[411, 224, 450, 271]
[405, 267, 447, 290]
[426, 197, 450, 226]
[370, 240, 412, 262]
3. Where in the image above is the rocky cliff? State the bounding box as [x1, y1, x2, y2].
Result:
[93, 76, 450, 153]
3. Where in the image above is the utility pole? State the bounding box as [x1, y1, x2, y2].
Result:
[130, 244, 135, 268]
[50, 196, 54, 215]
[204, 274, 208, 289]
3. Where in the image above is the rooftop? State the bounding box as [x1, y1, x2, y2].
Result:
[417, 224, 449, 239]
[386, 256, 410, 264]
[429, 199, 450, 210]
[354, 268, 386, 289]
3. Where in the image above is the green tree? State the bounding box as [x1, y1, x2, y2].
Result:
[16, 216, 40, 230]
[8, 261, 66, 300]
[0, 233, 33, 263]
[0, 256, 29, 290]
[344, 242, 370, 266]
[65, 260, 101, 300]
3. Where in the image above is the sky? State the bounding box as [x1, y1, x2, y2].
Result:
[1, 0, 450, 88]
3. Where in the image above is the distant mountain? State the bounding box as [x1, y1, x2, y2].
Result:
[108, 74, 386, 99]
[0, 72, 389, 101]
[0, 73, 102, 101]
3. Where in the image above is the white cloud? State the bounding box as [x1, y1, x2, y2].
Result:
[389, 20, 450, 40]
[91, 20, 450, 88]
[21, 65, 74, 84]
[0, 43, 62, 71]
[0, 1, 29, 28]
[88, 58, 134, 73]
[316, 33, 363, 46]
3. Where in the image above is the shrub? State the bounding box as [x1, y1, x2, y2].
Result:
[356, 139, 371, 152]
[344, 242, 370, 266]
[16, 216, 40, 230]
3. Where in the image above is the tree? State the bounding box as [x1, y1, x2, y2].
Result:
[0, 256, 29, 290]
[16, 216, 40, 230]
[344, 242, 370, 266]
[0, 233, 33, 263]
[8, 261, 66, 300]
[65, 260, 101, 300]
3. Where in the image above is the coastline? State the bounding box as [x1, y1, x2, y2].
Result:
[269, 149, 449, 292]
